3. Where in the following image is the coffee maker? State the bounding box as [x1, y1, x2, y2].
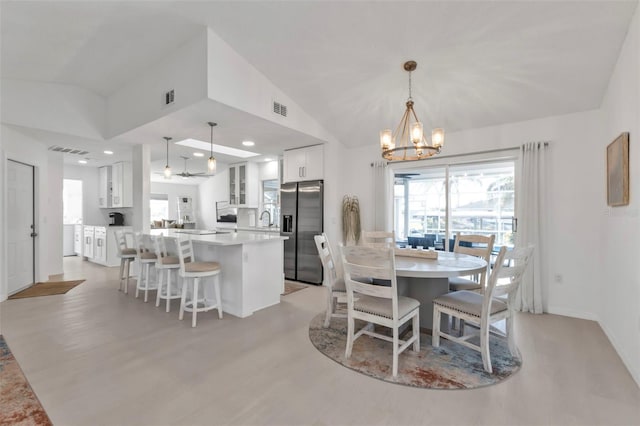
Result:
[108, 212, 125, 226]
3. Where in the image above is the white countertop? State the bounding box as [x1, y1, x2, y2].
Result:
[151, 229, 287, 246]
[236, 226, 280, 233]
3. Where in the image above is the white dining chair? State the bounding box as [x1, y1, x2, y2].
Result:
[314, 233, 347, 328]
[361, 230, 395, 248]
[448, 233, 495, 292]
[432, 245, 534, 373]
[340, 244, 420, 377]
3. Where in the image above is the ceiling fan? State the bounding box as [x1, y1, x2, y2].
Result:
[175, 156, 208, 178]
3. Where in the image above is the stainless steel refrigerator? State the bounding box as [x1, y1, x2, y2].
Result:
[281, 180, 323, 284]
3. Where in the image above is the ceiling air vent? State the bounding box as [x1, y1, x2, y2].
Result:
[48, 146, 89, 156]
[164, 89, 175, 106]
[273, 101, 287, 117]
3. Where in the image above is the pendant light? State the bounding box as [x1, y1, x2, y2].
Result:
[163, 136, 172, 179]
[380, 60, 444, 161]
[207, 122, 217, 174]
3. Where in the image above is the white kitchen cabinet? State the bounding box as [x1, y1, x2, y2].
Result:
[93, 227, 107, 263]
[229, 162, 258, 207]
[83, 226, 94, 259]
[283, 144, 324, 183]
[88, 226, 132, 267]
[98, 166, 111, 208]
[74, 224, 83, 256]
[111, 162, 132, 208]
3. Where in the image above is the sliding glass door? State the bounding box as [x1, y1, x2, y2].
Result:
[394, 160, 516, 249]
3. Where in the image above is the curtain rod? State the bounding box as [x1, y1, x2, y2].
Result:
[370, 142, 549, 166]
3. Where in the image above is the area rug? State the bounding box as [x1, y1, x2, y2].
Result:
[282, 280, 308, 296]
[309, 313, 521, 389]
[0, 335, 53, 425]
[9, 280, 85, 299]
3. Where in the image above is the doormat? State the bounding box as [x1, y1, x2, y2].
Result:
[282, 281, 308, 296]
[0, 335, 53, 425]
[309, 313, 521, 389]
[9, 280, 85, 299]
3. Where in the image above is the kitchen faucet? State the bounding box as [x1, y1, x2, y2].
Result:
[259, 210, 271, 227]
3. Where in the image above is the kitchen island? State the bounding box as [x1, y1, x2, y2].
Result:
[151, 229, 288, 318]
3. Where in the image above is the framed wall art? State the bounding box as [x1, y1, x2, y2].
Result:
[607, 132, 629, 207]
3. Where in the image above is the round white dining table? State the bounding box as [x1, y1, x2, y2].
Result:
[395, 251, 487, 329]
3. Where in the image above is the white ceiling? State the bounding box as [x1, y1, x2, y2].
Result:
[1, 1, 637, 169]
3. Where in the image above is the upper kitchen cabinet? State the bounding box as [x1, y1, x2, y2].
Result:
[283, 145, 324, 183]
[229, 162, 258, 207]
[98, 166, 111, 208]
[111, 162, 133, 208]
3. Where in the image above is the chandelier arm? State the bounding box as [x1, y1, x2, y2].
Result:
[393, 107, 411, 140]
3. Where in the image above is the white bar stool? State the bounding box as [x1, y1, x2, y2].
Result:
[114, 230, 136, 294]
[153, 235, 182, 312]
[177, 238, 222, 327]
[134, 233, 158, 302]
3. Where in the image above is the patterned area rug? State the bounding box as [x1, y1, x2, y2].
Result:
[282, 281, 308, 296]
[9, 280, 85, 299]
[0, 336, 52, 425]
[309, 313, 521, 389]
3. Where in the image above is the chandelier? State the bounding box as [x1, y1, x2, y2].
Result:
[380, 61, 444, 161]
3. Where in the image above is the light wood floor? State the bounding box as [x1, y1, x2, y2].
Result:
[1, 257, 638, 426]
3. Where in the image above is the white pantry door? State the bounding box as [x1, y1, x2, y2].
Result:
[7, 160, 35, 294]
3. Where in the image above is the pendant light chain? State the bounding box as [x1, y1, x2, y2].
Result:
[408, 70, 412, 101]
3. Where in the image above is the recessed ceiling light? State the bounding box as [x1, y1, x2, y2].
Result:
[103, 150, 113, 155]
[264, 157, 273, 162]
[175, 138, 259, 159]
[78, 159, 87, 164]
[242, 141, 255, 147]
[193, 152, 204, 157]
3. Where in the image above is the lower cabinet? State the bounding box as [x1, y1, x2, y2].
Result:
[83, 226, 94, 259]
[88, 226, 132, 267]
[74, 224, 83, 256]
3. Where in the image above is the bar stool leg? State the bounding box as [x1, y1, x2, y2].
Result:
[179, 277, 188, 321]
[192, 278, 199, 328]
[144, 263, 151, 302]
[156, 268, 164, 307]
[166, 269, 172, 313]
[214, 275, 223, 319]
[119, 259, 125, 292]
[125, 259, 130, 295]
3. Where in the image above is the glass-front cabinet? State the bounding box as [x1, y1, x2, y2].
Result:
[229, 162, 258, 207]
[229, 165, 237, 205]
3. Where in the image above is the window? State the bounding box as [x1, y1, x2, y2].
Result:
[150, 194, 169, 222]
[394, 160, 515, 248]
[262, 179, 279, 226]
[63, 179, 83, 224]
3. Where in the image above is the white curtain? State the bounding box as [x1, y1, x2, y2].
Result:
[515, 142, 549, 314]
[371, 161, 393, 231]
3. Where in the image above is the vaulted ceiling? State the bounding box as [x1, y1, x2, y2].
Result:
[1, 1, 637, 168]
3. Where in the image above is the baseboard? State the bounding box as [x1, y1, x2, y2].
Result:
[598, 320, 640, 389]
[546, 306, 598, 321]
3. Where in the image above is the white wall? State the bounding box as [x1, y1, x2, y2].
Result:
[197, 164, 230, 229]
[600, 4, 640, 387]
[47, 151, 64, 276]
[206, 29, 337, 145]
[107, 30, 208, 138]
[343, 108, 606, 320]
[150, 181, 200, 222]
[1, 79, 105, 140]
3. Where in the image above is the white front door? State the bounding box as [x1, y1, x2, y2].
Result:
[7, 160, 35, 294]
